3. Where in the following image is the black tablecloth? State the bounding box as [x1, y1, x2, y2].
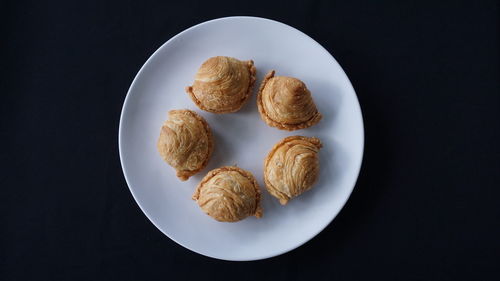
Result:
[2, 1, 499, 280]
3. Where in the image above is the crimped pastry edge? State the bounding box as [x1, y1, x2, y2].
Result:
[263, 136, 322, 205]
[192, 166, 263, 219]
[257, 70, 322, 131]
[185, 58, 256, 114]
[161, 109, 214, 181]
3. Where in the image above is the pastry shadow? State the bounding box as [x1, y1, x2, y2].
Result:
[288, 136, 342, 207]
[235, 83, 260, 116]
[190, 126, 235, 183]
[317, 137, 343, 194]
[309, 79, 343, 132]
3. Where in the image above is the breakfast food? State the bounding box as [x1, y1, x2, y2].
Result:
[192, 166, 263, 222]
[185, 56, 256, 113]
[264, 136, 322, 205]
[157, 109, 213, 181]
[257, 70, 322, 130]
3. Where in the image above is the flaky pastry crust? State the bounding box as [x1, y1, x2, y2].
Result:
[257, 70, 322, 130]
[264, 136, 322, 205]
[192, 166, 263, 222]
[186, 56, 256, 114]
[157, 109, 213, 181]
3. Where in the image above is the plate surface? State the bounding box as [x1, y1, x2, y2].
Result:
[119, 16, 364, 261]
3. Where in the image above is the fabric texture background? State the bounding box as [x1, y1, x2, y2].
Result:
[1, 1, 499, 280]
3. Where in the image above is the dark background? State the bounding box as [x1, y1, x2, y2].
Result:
[1, 1, 499, 280]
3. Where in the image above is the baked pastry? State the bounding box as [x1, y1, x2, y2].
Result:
[157, 109, 213, 181]
[186, 56, 256, 114]
[257, 70, 322, 130]
[264, 136, 322, 205]
[192, 166, 263, 222]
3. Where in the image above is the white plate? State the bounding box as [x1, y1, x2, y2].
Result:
[119, 16, 364, 261]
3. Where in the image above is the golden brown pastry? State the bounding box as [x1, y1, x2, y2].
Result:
[264, 136, 322, 205]
[157, 109, 213, 181]
[192, 166, 263, 222]
[257, 70, 322, 131]
[186, 56, 256, 114]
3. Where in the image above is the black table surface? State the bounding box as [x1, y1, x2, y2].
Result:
[2, 1, 499, 280]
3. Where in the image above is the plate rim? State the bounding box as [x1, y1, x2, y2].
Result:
[118, 16, 365, 261]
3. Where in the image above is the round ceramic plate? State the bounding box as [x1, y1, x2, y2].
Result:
[119, 16, 364, 261]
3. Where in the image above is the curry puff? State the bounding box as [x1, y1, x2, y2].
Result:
[264, 136, 322, 205]
[157, 109, 213, 181]
[186, 56, 256, 113]
[193, 166, 263, 222]
[257, 70, 322, 130]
